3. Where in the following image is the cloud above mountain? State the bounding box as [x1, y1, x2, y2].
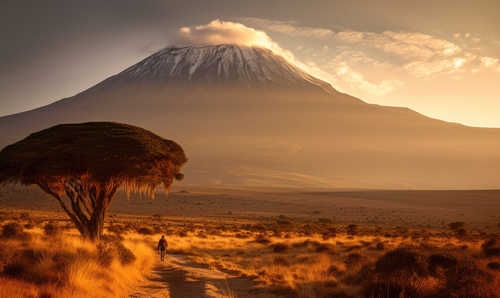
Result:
[172, 19, 336, 86]
[173, 19, 298, 65]
[175, 19, 278, 49]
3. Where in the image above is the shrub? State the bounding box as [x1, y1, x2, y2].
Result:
[2, 249, 58, 285]
[19, 213, 31, 220]
[482, 238, 500, 257]
[444, 259, 494, 297]
[1, 222, 30, 240]
[151, 214, 162, 220]
[107, 224, 125, 235]
[375, 248, 427, 276]
[273, 256, 289, 266]
[276, 219, 292, 225]
[363, 280, 419, 298]
[97, 243, 114, 267]
[487, 262, 500, 271]
[270, 243, 288, 253]
[317, 218, 332, 224]
[137, 227, 154, 235]
[43, 222, 61, 237]
[254, 235, 271, 245]
[326, 265, 341, 276]
[346, 224, 358, 235]
[116, 242, 136, 265]
[344, 253, 363, 266]
[428, 253, 457, 272]
[448, 222, 465, 230]
[315, 243, 335, 253]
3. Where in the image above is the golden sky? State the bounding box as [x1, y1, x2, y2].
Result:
[1, 0, 499, 127]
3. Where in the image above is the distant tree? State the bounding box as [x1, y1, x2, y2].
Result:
[448, 222, 465, 230]
[0, 122, 187, 241]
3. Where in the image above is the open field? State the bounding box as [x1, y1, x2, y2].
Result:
[1, 187, 500, 297]
[2, 186, 500, 230]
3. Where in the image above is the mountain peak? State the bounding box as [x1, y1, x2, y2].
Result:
[120, 44, 335, 92]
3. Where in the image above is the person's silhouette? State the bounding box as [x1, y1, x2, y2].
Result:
[157, 235, 168, 262]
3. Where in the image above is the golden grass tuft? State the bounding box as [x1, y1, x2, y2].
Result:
[0, 221, 154, 298]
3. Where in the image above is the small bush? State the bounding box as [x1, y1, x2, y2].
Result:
[344, 253, 363, 266]
[444, 259, 494, 297]
[97, 243, 114, 267]
[487, 262, 500, 271]
[276, 219, 292, 225]
[315, 243, 335, 253]
[373, 242, 384, 250]
[482, 238, 500, 257]
[326, 265, 341, 276]
[19, 213, 31, 220]
[317, 218, 332, 224]
[2, 249, 58, 284]
[107, 224, 125, 235]
[116, 242, 136, 265]
[375, 248, 427, 276]
[448, 222, 465, 230]
[428, 253, 457, 272]
[346, 224, 358, 235]
[43, 223, 61, 237]
[273, 256, 289, 266]
[456, 228, 467, 237]
[1, 222, 30, 240]
[24, 222, 34, 229]
[254, 235, 271, 245]
[270, 243, 288, 253]
[363, 280, 419, 298]
[137, 227, 154, 235]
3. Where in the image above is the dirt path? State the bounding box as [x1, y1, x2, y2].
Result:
[129, 254, 276, 298]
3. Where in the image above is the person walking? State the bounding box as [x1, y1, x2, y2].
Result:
[157, 235, 168, 262]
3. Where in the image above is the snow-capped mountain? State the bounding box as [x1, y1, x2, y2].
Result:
[0, 44, 499, 189]
[120, 45, 334, 92]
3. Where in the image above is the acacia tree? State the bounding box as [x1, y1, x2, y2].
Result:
[0, 122, 187, 241]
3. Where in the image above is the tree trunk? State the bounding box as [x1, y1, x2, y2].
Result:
[59, 204, 106, 241]
[39, 181, 118, 242]
[87, 206, 106, 241]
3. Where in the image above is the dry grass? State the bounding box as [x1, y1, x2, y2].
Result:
[119, 215, 500, 298]
[0, 214, 154, 298]
[1, 209, 500, 297]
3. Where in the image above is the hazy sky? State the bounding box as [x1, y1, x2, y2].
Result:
[1, 0, 499, 127]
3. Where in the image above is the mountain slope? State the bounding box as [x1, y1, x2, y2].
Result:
[0, 44, 499, 189]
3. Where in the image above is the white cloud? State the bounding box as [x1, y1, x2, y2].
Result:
[481, 56, 499, 68]
[239, 17, 334, 39]
[333, 30, 463, 61]
[335, 31, 365, 43]
[383, 31, 461, 57]
[404, 57, 468, 78]
[331, 61, 403, 96]
[175, 19, 280, 50]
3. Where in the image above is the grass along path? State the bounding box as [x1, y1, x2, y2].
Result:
[129, 254, 276, 298]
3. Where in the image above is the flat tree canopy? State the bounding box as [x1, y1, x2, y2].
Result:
[0, 122, 187, 240]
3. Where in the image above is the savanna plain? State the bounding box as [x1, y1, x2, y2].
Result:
[1, 186, 500, 298]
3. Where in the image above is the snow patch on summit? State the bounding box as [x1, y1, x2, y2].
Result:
[121, 44, 334, 92]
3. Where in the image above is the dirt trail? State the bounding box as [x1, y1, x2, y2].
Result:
[129, 254, 276, 298]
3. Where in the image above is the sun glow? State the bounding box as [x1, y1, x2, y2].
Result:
[453, 57, 466, 68]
